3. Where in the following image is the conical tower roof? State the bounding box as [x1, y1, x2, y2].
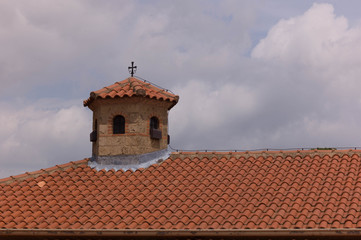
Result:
[84, 77, 179, 109]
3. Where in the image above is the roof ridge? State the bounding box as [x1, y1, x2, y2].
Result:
[170, 149, 361, 160]
[0, 158, 89, 184]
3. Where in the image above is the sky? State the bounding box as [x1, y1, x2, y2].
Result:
[1, 0, 361, 178]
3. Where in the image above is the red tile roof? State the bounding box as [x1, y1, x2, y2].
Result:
[1, 149, 361, 233]
[83, 77, 179, 109]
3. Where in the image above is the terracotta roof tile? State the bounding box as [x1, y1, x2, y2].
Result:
[3, 150, 361, 230]
[83, 77, 179, 109]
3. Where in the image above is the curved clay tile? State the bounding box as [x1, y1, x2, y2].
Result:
[84, 77, 179, 109]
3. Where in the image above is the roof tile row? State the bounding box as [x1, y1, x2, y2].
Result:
[1, 150, 361, 230]
[83, 77, 179, 108]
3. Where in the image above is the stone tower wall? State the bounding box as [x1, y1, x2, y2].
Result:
[90, 97, 171, 156]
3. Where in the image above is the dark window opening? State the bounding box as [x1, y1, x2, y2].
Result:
[113, 115, 125, 134]
[90, 119, 97, 142]
[150, 117, 159, 129]
[150, 117, 162, 139]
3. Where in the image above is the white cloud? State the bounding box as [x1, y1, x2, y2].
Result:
[0, 0, 256, 97]
[0, 101, 91, 178]
[251, 2, 361, 108]
[169, 3, 361, 151]
[170, 80, 258, 150]
[0, 1, 135, 96]
[251, 3, 361, 71]
[248, 3, 361, 148]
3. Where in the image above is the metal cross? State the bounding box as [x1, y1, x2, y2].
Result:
[128, 61, 137, 77]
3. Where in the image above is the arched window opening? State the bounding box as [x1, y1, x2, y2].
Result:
[150, 117, 159, 130]
[113, 115, 125, 134]
[150, 116, 162, 139]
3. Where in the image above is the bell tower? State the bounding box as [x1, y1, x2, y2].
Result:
[83, 73, 178, 166]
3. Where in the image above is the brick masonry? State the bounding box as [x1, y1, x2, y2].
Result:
[89, 97, 173, 156]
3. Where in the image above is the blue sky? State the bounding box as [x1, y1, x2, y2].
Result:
[1, 0, 361, 178]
